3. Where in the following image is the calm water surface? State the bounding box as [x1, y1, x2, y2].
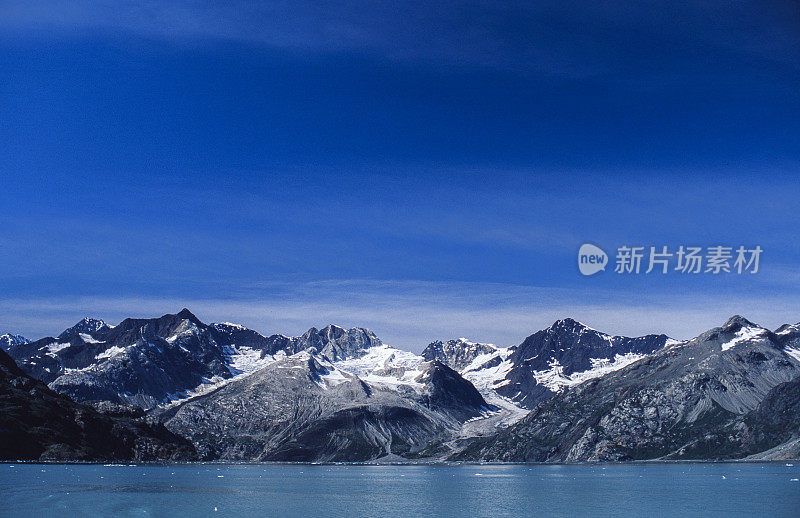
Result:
[1, 462, 798, 517]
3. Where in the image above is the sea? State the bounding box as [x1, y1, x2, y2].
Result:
[0, 462, 798, 517]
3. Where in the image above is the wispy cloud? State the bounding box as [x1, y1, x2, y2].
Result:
[2, 1, 797, 79]
[2, 279, 799, 352]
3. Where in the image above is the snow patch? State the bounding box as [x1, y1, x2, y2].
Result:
[775, 324, 799, 336]
[336, 344, 426, 390]
[63, 365, 96, 375]
[79, 333, 105, 344]
[448, 347, 528, 429]
[45, 342, 70, 355]
[532, 353, 646, 392]
[216, 322, 247, 331]
[721, 326, 767, 351]
[96, 345, 128, 360]
[785, 347, 800, 364]
[461, 349, 514, 393]
[163, 349, 285, 408]
[0, 333, 29, 348]
[226, 346, 282, 375]
[317, 365, 351, 389]
[165, 320, 200, 344]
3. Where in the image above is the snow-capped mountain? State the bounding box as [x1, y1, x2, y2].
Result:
[7, 310, 800, 462]
[210, 321, 382, 362]
[157, 350, 488, 461]
[7, 312, 676, 446]
[4, 310, 493, 461]
[452, 316, 800, 462]
[422, 318, 672, 410]
[421, 339, 525, 430]
[0, 333, 29, 352]
[299, 325, 382, 360]
[6, 310, 440, 412]
[57, 317, 110, 340]
[774, 322, 800, 363]
[7, 309, 235, 409]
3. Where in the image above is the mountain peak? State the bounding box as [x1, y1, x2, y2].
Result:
[57, 318, 108, 339]
[320, 324, 347, 335]
[555, 317, 579, 324]
[0, 333, 29, 351]
[305, 324, 375, 339]
[421, 338, 498, 371]
[775, 322, 800, 335]
[172, 308, 205, 327]
[176, 308, 197, 319]
[212, 322, 248, 331]
[550, 318, 593, 333]
[298, 325, 381, 360]
[722, 315, 760, 331]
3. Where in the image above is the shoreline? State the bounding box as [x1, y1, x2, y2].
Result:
[1, 459, 796, 467]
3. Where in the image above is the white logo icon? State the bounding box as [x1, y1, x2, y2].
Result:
[578, 244, 608, 276]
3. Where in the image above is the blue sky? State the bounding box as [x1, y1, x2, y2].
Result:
[2, 1, 800, 350]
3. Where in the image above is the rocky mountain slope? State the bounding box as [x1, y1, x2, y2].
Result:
[422, 338, 498, 371]
[0, 347, 196, 461]
[450, 316, 800, 461]
[156, 351, 487, 461]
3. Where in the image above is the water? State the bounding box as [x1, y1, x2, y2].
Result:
[1, 462, 798, 517]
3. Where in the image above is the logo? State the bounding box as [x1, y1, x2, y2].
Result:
[577, 243, 762, 277]
[578, 243, 608, 276]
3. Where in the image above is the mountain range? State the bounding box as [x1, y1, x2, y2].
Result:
[450, 316, 800, 461]
[2, 310, 799, 462]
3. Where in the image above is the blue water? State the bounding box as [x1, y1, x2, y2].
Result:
[0, 462, 798, 517]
